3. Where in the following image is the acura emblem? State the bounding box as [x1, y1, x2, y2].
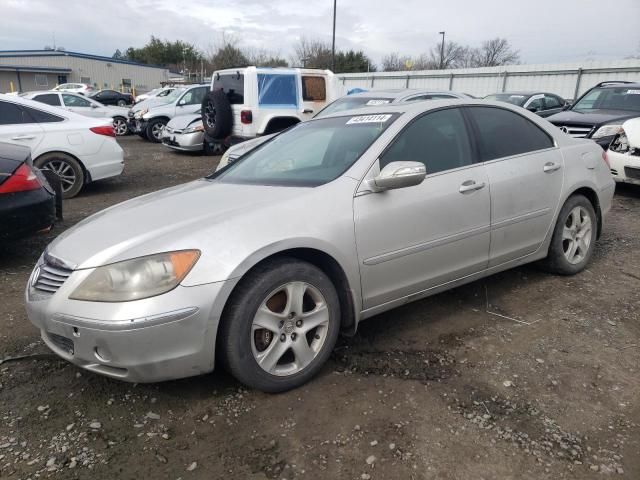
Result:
[559, 126, 569, 133]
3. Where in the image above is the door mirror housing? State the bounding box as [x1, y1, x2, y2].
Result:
[371, 161, 426, 192]
[562, 102, 572, 111]
[90, 103, 98, 108]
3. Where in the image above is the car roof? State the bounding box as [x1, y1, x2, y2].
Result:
[21, 90, 59, 97]
[346, 89, 469, 101]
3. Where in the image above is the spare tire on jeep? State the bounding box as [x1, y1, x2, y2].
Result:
[201, 89, 233, 140]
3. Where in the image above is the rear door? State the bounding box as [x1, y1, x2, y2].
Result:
[542, 94, 565, 117]
[354, 107, 491, 309]
[0, 101, 46, 153]
[300, 74, 327, 120]
[465, 106, 563, 266]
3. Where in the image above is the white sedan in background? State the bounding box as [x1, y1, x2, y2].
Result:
[0, 94, 124, 198]
[22, 91, 130, 136]
[135, 87, 176, 104]
[608, 117, 640, 186]
[52, 83, 94, 96]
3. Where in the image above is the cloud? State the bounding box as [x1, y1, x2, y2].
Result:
[1, 0, 639, 66]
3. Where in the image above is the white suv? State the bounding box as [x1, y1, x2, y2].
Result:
[202, 67, 335, 146]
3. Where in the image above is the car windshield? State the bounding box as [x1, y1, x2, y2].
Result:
[213, 113, 398, 187]
[572, 86, 640, 112]
[159, 88, 186, 104]
[484, 93, 528, 106]
[315, 96, 394, 118]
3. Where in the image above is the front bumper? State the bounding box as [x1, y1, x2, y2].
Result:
[128, 118, 148, 134]
[25, 266, 226, 382]
[608, 150, 640, 186]
[161, 130, 204, 152]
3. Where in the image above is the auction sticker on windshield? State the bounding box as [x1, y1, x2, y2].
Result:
[365, 99, 391, 106]
[347, 114, 392, 124]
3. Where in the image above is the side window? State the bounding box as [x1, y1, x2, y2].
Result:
[380, 108, 473, 175]
[22, 106, 64, 123]
[63, 94, 91, 107]
[180, 89, 205, 105]
[257, 74, 297, 108]
[467, 106, 553, 161]
[302, 76, 326, 101]
[404, 95, 432, 102]
[544, 95, 562, 109]
[33, 94, 61, 106]
[0, 101, 30, 125]
[525, 95, 544, 111]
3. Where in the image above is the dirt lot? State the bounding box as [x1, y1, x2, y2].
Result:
[1, 136, 639, 480]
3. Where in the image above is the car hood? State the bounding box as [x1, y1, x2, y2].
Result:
[47, 179, 317, 271]
[622, 117, 640, 147]
[547, 109, 640, 125]
[167, 113, 201, 129]
[130, 97, 168, 113]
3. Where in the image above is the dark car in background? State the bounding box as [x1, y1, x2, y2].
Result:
[546, 81, 640, 149]
[484, 91, 568, 117]
[0, 143, 61, 241]
[89, 89, 134, 107]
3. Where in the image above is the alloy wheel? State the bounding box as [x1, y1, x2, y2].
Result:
[113, 118, 128, 136]
[151, 122, 164, 140]
[42, 160, 76, 193]
[562, 206, 592, 265]
[251, 281, 330, 376]
[204, 101, 216, 128]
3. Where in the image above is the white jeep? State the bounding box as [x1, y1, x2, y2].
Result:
[201, 66, 336, 148]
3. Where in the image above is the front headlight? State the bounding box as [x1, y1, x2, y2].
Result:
[184, 124, 205, 134]
[592, 124, 622, 139]
[69, 250, 200, 302]
[134, 108, 148, 119]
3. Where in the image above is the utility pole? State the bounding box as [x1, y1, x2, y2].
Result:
[439, 31, 445, 70]
[331, 0, 337, 71]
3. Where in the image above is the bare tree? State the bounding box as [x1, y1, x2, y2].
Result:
[291, 37, 333, 68]
[381, 52, 413, 71]
[426, 41, 470, 69]
[245, 47, 288, 67]
[473, 38, 520, 67]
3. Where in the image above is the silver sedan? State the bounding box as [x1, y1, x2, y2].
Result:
[25, 100, 615, 392]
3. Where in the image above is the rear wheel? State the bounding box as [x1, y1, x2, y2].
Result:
[112, 117, 128, 136]
[34, 153, 84, 199]
[219, 258, 341, 392]
[117, 99, 127, 107]
[542, 194, 597, 275]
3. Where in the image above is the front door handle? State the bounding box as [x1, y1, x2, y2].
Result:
[459, 180, 486, 193]
[11, 135, 36, 140]
[543, 162, 561, 173]
[303, 109, 314, 114]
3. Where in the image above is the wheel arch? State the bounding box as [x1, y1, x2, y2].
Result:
[566, 186, 603, 238]
[261, 116, 301, 135]
[33, 150, 91, 183]
[216, 246, 359, 336]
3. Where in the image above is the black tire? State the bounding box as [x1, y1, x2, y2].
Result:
[40, 169, 63, 219]
[112, 117, 129, 136]
[219, 258, 341, 393]
[145, 118, 167, 143]
[542, 194, 597, 275]
[117, 99, 127, 107]
[201, 90, 232, 140]
[34, 153, 84, 199]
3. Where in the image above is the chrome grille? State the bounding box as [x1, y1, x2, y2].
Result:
[556, 125, 593, 138]
[33, 256, 73, 294]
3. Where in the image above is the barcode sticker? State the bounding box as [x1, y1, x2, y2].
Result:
[346, 114, 392, 124]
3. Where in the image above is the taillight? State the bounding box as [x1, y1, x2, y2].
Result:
[241, 110, 253, 124]
[602, 150, 610, 168]
[90, 125, 115, 137]
[0, 163, 42, 194]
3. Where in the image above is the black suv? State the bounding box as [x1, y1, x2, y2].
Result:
[547, 81, 640, 149]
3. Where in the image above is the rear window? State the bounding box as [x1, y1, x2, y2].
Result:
[33, 93, 61, 106]
[302, 76, 326, 101]
[212, 73, 245, 104]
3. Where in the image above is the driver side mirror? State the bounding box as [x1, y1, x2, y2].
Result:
[90, 104, 98, 108]
[562, 102, 572, 111]
[370, 161, 426, 192]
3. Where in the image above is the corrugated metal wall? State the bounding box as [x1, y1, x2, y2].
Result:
[0, 54, 170, 92]
[336, 60, 640, 100]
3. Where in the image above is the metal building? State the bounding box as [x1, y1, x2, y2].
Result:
[336, 59, 640, 100]
[0, 49, 170, 94]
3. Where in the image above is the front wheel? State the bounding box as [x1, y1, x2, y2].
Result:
[542, 194, 597, 275]
[117, 99, 127, 107]
[219, 258, 341, 392]
[146, 119, 166, 143]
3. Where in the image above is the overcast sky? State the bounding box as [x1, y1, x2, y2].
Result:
[2, 0, 639, 66]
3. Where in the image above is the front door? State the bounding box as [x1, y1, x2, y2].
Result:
[354, 107, 491, 309]
[465, 106, 564, 266]
[0, 100, 45, 153]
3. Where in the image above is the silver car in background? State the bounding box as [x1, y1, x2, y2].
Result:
[160, 113, 204, 152]
[25, 100, 614, 392]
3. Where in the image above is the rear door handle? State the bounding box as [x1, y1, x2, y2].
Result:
[543, 162, 561, 173]
[11, 135, 36, 140]
[303, 109, 314, 114]
[459, 180, 486, 193]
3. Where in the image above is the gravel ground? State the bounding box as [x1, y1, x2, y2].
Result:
[1, 136, 639, 479]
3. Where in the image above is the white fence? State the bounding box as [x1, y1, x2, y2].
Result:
[335, 60, 640, 100]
